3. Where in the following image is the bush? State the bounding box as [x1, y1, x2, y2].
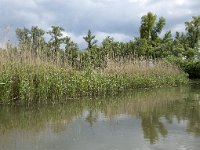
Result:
[166, 56, 200, 79]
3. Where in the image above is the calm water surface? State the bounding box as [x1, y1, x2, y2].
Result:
[0, 81, 200, 150]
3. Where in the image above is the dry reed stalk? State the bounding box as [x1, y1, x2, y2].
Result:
[0, 48, 70, 71]
[104, 59, 182, 76]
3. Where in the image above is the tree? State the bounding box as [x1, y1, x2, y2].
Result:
[134, 38, 149, 58]
[161, 31, 173, 57]
[64, 36, 79, 67]
[140, 12, 166, 42]
[102, 36, 114, 60]
[139, 12, 166, 59]
[16, 27, 31, 51]
[30, 26, 45, 57]
[151, 17, 166, 41]
[47, 26, 64, 58]
[140, 12, 156, 40]
[185, 16, 200, 49]
[83, 30, 97, 49]
[174, 25, 199, 60]
[171, 33, 185, 58]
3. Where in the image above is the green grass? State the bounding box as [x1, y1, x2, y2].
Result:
[0, 60, 188, 105]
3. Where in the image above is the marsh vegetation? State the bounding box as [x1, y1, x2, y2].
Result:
[0, 12, 199, 104]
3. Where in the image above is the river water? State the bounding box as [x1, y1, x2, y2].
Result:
[0, 82, 200, 150]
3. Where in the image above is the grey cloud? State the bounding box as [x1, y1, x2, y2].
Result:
[0, 0, 199, 46]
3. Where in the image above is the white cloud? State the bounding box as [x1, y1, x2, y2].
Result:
[62, 31, 132, 49]
[63, 31, 84, 45]
[95, 32, 132, 42]
[171, 24, 185, 33]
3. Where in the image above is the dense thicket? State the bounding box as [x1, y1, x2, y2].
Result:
[3, 12, 200, 78]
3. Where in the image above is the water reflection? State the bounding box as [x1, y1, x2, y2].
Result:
[0, 83, 200, 149]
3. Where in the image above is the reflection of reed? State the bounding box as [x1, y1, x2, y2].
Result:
[0, 101, 84, 134]
[85, 86, 200, 143]
[0, 87, 186, 133]
[99, 87, 187, 118]
[0, 85, 200, 144]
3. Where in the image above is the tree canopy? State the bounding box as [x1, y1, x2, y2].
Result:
[12, 12, 200, 78]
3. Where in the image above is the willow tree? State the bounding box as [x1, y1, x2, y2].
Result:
[152, 17, 166, 42]
[140, 12, 157, 41]
[140, 12, 166, 42]
[139, 12, 166, 59]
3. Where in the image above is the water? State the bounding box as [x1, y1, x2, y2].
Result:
[0, 82, 200, 150]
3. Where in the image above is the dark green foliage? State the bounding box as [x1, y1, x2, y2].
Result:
[182, 61, 200, 78]
[166, 56, 200, 78]
[179, 60, 200, 79]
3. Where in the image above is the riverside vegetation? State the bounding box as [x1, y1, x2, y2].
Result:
[0, 51, 187, 105]
[1, 12, 199, 105]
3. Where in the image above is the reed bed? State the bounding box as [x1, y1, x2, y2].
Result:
[0, 50, 188, 105]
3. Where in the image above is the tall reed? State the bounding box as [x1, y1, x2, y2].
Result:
[0, 49, 188, 105]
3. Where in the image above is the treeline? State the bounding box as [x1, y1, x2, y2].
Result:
[5, 12, 200, 77]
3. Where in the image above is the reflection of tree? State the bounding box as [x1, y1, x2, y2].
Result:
[86, 110, 97, 127]
[139, 90, 200, 144]
[186, 84, 200, 135]
[1, 85, 200, 144]
[52, 121, 67, 133]
[140, 112, 168, 144]
[0, 101, 84, 134]
[183, 99, 200, 136]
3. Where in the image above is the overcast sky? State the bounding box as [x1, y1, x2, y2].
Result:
[0, 0, 200, 48]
